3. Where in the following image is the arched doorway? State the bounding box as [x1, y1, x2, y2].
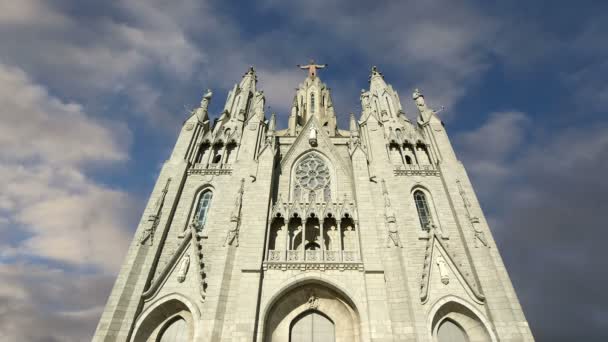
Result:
[264, 282, 360, 342]
[290, 310, 335, 342]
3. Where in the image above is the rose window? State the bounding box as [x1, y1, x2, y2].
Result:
[295, 155, 330, 190]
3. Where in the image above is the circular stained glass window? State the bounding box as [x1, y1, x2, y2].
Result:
[295, 154, 330, 191]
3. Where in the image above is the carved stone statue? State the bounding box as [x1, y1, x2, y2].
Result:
[297, 59, 327, 78]
[382, 179, 402, 248]
[274, 225, 286, 250]
[177, 255, 190, 283]
[343, 225, 356, 251]
[224, 179, 245, 247]
[436, 256, 450, 285]
[309, 127, 317, 146]
[457, 180, 489, 248]
[360, 90, 371, 109]
[196, 89, 213, 122]
[253, 90, 265, 120]
[327, 225, 339, 250]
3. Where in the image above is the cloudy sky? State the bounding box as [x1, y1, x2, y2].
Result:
[0, 1, 607, 341]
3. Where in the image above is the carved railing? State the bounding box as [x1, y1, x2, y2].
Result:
[343, 251, 358, 262]
[324, 250, 340, 262]
[394, 164, 439, 176]
[268, 250, 283, 261]
[188, 163, 232, 175]
[287, 250, 300, 261]
[267, 250, 360, 263]
[305, 250, 322, 262]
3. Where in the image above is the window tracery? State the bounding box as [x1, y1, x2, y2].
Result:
[294, 154, 331, 203]
[194, 191, 213, 229]
[414, 190, 432, 230]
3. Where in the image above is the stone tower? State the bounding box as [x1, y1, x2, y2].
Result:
[94, 65, 534, 341]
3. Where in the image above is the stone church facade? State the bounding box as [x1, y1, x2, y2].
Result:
[94, 64, 534, 341]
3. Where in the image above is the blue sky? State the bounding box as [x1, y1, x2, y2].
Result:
[0, 1, 607, 341]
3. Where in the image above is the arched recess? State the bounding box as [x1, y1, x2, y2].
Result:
[263, 280, 361, 342]
[428, 296, 496, 342]
[131, 294, 199, 342]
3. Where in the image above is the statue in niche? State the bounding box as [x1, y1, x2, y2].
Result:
[343, 225, 356, 250]
[327, 225, 339, 250]
[309, 127, 317, 146]
[177, 255, 190, 283]
[436, 256, 450, 285]
[274, 224, 286, 250]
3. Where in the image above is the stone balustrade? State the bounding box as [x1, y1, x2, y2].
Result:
[267, 250, 359, 263]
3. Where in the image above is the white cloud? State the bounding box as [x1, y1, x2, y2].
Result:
[0, 64, 135, 272]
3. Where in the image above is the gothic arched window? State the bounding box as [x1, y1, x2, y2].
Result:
[194, 190, 213, 228]
[414, 190, 432, 230]
[294, 154, 331, 202]
[310, 93, 315, 114]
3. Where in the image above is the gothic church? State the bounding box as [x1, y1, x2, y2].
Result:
[94, 63, 534, 341]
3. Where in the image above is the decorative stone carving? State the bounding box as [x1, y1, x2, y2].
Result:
[343, 225, 356, 251]
[224, 178, 245, 247]
[140, 178, 171, 246]
[327, 226, 339, 250]
[189, 215, 207, 302]
[457, 180, 489, 248]
[436, 256, 450, 285]
[253, 90, 265, 121]
[307, 292, 320, 309]
[309, 127, 318, 146]
[195, 89, 212, 122]
[382, 179, 402, 248]
[176, 255, 190, 283]
[294, 154, 330, 202]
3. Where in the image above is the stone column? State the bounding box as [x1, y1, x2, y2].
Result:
[398, 145, 407, 166]
[219, 144, 228, 165]
[302, 219, 306, 261]
[337, 219, 343, 261]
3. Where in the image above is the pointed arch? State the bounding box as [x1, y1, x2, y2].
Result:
[428, 296, 497, 342]
[131, 294, 200, 342]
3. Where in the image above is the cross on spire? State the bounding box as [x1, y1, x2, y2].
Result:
[297, 59, 327, 78]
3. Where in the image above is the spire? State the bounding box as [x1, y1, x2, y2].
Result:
[240, 66, 257, 90]
[369, 65, 388, 91]
[195, 89, 212, 122]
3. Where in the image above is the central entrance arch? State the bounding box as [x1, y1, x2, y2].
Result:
[263, 282, 360, 342]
